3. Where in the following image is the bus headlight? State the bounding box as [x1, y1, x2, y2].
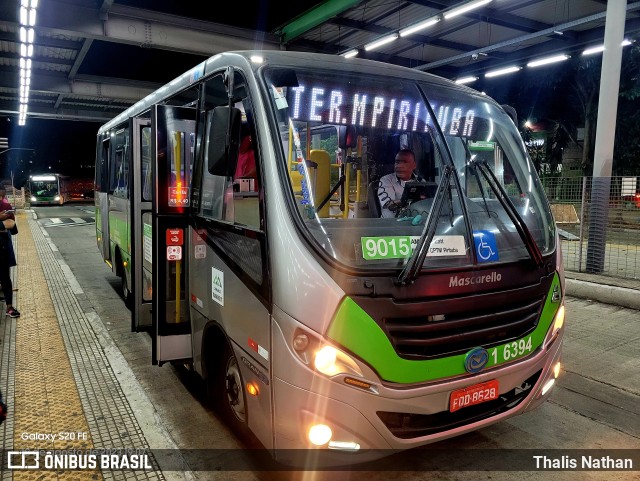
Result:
[313, 345, 362, 377]
[553, 305, 565, 332]
[54, 195, 60, 201]
[30, 196, 36, 202]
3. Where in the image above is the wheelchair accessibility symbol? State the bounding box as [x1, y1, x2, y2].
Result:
[473, 230, 499, 262]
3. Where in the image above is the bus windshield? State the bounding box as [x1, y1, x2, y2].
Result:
[262, 67, 555, 271]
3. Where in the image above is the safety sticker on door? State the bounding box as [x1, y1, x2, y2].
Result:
[212, 267, 224, 306]
[167, 245, 182, 261]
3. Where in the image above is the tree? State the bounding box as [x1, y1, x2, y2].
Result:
[492, 44, 640, 175]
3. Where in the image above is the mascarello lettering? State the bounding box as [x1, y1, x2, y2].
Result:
[449, 272, 502, 288]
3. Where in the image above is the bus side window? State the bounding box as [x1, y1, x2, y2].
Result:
[199, 73, 262, 230]
[110, 127, 129, 198]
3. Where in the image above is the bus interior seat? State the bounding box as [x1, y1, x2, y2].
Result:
[367, 180, 382, 218]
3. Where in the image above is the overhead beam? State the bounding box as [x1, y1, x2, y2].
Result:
[0, 0, 281, 57]
[0, 70, 158, 103]
[0, 101, 120, 122]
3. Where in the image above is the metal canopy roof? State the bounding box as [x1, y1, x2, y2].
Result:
[0, 0, 638, 124]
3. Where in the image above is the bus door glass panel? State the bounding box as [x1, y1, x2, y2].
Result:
[99, 138, 111, 261]
[152, 104, 196, 364]
[140, 125, 153, 302]
[132, 119, 152, 332]
[109, 128, 130, 267]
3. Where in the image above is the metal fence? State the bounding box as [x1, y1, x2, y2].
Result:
[542, 176, 640, 280]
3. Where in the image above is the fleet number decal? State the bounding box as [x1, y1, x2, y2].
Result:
[361, 235, 465, 260]
[491, 335, 533, 364]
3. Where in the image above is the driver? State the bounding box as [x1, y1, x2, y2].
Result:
[377, 148, 425, 218]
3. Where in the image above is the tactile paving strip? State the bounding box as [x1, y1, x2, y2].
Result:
[0, 211, 165, 481]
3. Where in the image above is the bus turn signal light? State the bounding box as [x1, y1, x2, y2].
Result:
[246, 382, 259, 396]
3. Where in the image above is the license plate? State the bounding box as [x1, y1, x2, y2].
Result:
[450, 379, 499, 412]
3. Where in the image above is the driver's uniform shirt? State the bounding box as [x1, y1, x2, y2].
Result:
[377, 171, 425, 218]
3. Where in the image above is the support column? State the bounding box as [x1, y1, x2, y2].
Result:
[586, 0, 627, 273]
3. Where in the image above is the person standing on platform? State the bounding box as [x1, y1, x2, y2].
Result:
[0, 188, 19, 318]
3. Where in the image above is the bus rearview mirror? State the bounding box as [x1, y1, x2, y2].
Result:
[206, 106, 241, 176]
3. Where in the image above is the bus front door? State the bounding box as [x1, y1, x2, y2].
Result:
[131, 117, 152, 331]
[151, 105, 196, 364]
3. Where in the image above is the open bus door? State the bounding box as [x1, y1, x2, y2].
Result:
[151, 105, 196, 364]
[131, 117, 152, 331]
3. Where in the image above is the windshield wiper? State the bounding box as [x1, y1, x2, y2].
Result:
[471, 158, 544, 267]
[396, 165, 456, 286]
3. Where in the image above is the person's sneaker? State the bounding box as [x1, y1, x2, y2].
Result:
[6, 308, 20, 318]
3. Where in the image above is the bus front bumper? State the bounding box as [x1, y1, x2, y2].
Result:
[271, 321, 563, 463]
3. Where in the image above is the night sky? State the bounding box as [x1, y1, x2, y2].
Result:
[0, 117, 97, 187]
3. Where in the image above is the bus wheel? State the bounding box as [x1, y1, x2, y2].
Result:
[217, 344, 248, 430]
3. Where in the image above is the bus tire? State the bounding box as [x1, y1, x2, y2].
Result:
[121, 275, 132, 308]
[215, 343, 249, 434]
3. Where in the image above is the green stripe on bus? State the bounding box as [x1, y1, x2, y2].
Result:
[327, 273, 561, 383]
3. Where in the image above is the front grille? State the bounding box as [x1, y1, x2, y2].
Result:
[383, 282, 549, 359]
[377, 370, 541, 439]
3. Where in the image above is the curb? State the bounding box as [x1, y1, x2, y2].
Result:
[566, 278, 640, 311]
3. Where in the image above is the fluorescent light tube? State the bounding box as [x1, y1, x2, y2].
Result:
[399, 17, 440, 37]
[583, 39, 633, 56]
[485, 66, 521, 78]
[342, 49, 358, 58]
[455, 76, 478, 84]
[364, 34, 398, 51]
[527, 54, 569, 68]
[444, 0, 492, 19]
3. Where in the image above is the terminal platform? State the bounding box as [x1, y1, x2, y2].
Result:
[0, 211, 168, 480]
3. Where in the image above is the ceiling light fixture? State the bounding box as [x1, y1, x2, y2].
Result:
[582, 39, 633, 56]
[527, 54, 569, 68]
[455, 76, 478, 84]
[342, 49, 359, 58]
[444, 0, 492, 20]
[16, 0, 38, 126]
[399, 16, 440, 37]
[485, 66, 521, 78]
[364, 33, 398, 51]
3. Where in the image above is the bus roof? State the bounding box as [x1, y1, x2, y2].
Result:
[97, 50, 480, 135]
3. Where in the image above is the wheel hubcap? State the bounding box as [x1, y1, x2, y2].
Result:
[225, 357, 246, 422]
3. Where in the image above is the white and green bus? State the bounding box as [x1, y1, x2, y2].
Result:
[28, 173, 70, 205]
[95, 51, 565, 465]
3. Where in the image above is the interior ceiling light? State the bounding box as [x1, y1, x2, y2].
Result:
[364, 33, 398, 51]
[485, 66, 521, 78]
[527, 54, 569, 68]
[342, 49, 359, 58]
[455, 76, 478, 84]
[582, 39, 633, 56]
[444, 0, 492, 19]
[399, 16, 440, 37]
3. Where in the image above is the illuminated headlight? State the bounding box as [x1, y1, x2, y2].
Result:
[30, 196, 36, 202]
[546, 304, 565, 347]
[54, 195, 60, 201]
[314, 345, 362, 377]
[292, 330, 363, 378]
[552, 304, 565, 335]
